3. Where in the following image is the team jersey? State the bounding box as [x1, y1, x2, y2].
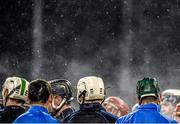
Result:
[116, 103, 177, 123]
[56, 107, 75, 122]
[13, 105, 59, 123]
[0, 105, 25, 123]
[64, 102, 118, 123]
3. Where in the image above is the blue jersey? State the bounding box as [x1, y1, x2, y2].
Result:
[13, 105, 59, 123]
[116, 103, 177, 123]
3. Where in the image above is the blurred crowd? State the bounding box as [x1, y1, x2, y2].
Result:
[0, 76, 180, 123]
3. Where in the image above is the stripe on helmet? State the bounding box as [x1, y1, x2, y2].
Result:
[20, 79, 26, 95]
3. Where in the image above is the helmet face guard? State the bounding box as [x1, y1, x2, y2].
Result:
[162, 95, 180, 105]
[161, 89, 180, 105]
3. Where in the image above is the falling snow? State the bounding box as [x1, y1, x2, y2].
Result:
[0, 0, 180, 107]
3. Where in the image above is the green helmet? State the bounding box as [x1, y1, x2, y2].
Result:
[136, 77, 160, 100]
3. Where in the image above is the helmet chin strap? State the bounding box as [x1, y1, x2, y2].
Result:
[3, 97, 7, 106]
[52, 96, 57, 109]
[57, 98, 66, 110]
[51, 96, 67, 116]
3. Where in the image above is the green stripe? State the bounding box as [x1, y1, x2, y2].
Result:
[20, 79, 26, 95]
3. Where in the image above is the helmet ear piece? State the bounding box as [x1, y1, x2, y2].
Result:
[2, 89, 8, 105]
[102, 87, 106, 103]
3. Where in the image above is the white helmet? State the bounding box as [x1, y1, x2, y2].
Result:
[161, 89, 180, 104]
[162, 89, 180, 96]
[2, 77, 29, 104]
[77, 76, 105, 104]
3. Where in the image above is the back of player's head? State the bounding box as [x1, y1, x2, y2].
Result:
[28, 79, 52, 104]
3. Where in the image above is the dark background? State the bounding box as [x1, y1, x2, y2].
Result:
[0, 0, 180, 107]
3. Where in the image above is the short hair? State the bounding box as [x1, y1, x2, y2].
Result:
[12, 98, 25, 104]
[141, 96, 158, 103]
[28, 79, 52, 104]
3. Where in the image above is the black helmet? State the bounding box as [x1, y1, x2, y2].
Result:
[136, 77, 160, 100]
[49, 79, 73, 103]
